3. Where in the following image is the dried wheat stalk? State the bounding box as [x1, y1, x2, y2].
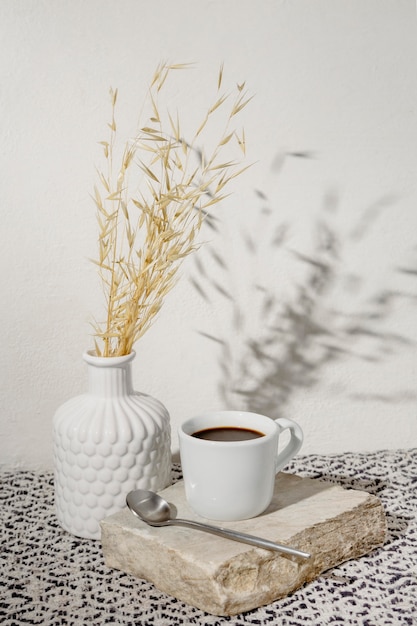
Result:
[92, 63, 251, 357]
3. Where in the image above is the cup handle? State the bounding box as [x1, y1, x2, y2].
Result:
[274, 417, 303, 473]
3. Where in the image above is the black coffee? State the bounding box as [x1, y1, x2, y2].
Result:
[191, 426, 265, 442]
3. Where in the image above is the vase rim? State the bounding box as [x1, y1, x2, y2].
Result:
[83, 350, 136, 367]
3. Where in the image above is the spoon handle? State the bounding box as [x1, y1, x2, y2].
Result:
[170, 518, 310, 559]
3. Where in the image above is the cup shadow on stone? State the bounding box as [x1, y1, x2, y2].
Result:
[261, 472, 332, 517]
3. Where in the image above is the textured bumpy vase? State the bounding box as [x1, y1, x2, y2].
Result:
[53, 350, 171, 540]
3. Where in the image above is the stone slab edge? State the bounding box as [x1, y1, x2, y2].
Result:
[101, 476, 387, 616]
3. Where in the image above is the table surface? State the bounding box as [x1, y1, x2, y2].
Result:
[1, 449, 416, 626]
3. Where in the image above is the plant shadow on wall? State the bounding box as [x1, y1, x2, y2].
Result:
[189, 156, 417, 420]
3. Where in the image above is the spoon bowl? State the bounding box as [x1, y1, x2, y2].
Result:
[127, 489, 171, 524]
[126, 489, 310, 560]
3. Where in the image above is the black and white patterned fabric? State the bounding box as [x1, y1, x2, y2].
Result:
[1, 450, 416, 625]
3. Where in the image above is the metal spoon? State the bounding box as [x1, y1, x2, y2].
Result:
[126, 489, 310, 560]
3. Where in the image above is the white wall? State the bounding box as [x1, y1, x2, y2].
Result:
[1, 0, 417, 469]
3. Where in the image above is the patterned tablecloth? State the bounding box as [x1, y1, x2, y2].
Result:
[1, 449, 416, 626]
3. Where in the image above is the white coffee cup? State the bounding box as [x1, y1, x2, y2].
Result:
[178, 410, 303, 521]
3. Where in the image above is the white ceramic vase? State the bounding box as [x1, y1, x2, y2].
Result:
[53, 350, 171, 539]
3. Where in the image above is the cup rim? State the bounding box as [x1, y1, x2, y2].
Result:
[179, 410, 278, 445]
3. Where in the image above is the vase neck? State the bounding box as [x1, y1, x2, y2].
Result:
[84, 352, 135, 397]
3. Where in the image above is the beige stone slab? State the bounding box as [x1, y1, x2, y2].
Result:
[100, 473, 387, 616]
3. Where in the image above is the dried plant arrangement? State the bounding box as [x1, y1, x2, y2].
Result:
[92, 63, 251, 357]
